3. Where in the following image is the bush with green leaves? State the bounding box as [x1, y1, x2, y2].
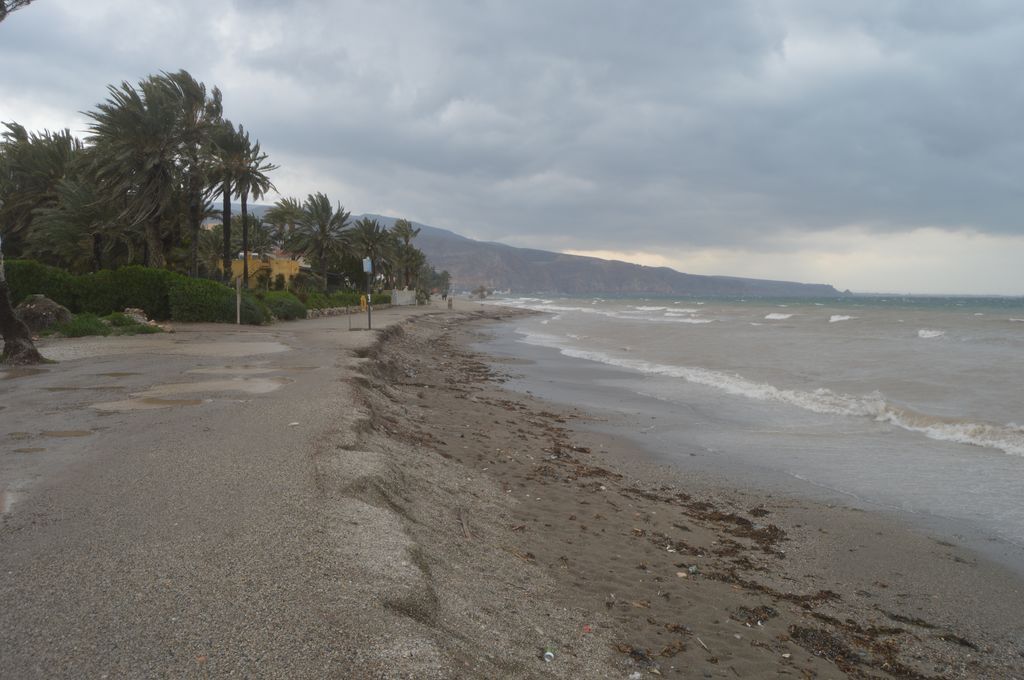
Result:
[258, 291, 306, 320]
[75, 266, 177, 320]
[302, 290, 391, 309]
[3, 259, 77, 307]
[57, 313, 111, 338]
[168, 278, 267, 325]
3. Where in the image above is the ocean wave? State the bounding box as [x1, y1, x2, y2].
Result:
[634, 305, 668, 311]
[667, 317, 714, 324]
[1010, 318, 1024, 323]
[918, 329, 946, 339]
[765, 313, 793, 320]
[515, 332, 1024, 457]
[664, 309, 699, 315]
[829, 315, 854, 323]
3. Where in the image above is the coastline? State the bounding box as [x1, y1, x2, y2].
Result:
[361, 309, 1024, 678]
[3, 306, 1021, 678]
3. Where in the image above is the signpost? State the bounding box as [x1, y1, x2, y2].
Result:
[363, 257, 373, 330]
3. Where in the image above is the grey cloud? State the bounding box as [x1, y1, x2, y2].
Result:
[2, 0, 1023, 255]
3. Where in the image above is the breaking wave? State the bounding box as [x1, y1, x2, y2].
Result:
[515, 331, 1024, 458]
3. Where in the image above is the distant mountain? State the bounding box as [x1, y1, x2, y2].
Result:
[360, 214, 846, 298]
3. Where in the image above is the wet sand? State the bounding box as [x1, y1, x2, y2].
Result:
[361, 310, 1024, 678]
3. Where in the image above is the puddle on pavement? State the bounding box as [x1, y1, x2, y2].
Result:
[187, 366, 278, 375]
[1, 490, 23, 514]
[40, 430, 93, 438]
[144, 377, 292, 396]
[1, 367, 48, 380]
[44, 386, 122, 392]
[168, 341, 290, 357]
[13, 447, 46, 453]
[141, 397, 204, 407]
[93, 397, 208, 411]
[91, 376, 290, 411]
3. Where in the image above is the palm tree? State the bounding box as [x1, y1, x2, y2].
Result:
[0, 123, 83, 258]
[348, 217, 390, 288]
[0, 1, 35, 24]
[391, 218, 421, 288]
[155, 70, 222, 277]
[264, 197, 304, 249]
[86, 77, 182, 268]
[210, 120, 246, 281]
[287, 193, 351, 291]
[28, 173, 125, 273]
[233, 127, 277, 286]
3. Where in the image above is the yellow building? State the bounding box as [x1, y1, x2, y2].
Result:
[224, 256, 302, 289]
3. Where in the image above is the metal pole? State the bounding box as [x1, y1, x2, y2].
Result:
[366, 271, 372, 330]
[235, 277, 241, 325]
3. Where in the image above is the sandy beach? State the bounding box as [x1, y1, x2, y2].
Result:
[2, 306, 1022, 678]
[356, 308, 1024, 678]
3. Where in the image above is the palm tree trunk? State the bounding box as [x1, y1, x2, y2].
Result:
[241, 189, 249, 288]
[91, 232, 103, 272]
[188, 185, 202, 278]
[319, 245, 328, 292]
[145, 215, 165, 269]
[0, 245, 43, 365]
[221, 183, 232, 283]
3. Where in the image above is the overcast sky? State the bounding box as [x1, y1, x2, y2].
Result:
[2, 1, 1023, 294]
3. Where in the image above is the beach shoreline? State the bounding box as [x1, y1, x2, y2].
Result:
[362, 308, 1024, 678]
[3, 306, 1021, 678]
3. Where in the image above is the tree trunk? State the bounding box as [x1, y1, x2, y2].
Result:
[92, 232, 103, 272]
[221, 183, 232, 283]
[145, 215, 165, 269]
[0, 246, 43, 365]
[320, 246, 328, 292]
[188, 179, 202, 278]
[241, 189, 249, 288]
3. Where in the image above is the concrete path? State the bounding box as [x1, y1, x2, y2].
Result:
[0, 306, 445, 678]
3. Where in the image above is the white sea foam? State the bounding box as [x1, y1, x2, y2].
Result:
[765, 313, 793, 320]
[918, 329, 945, 339]
[515, 331, 1024, 457]
[667, 317, 714, 324]
[1010, 318, 1024, 323]
[665, 309, 699, 315]
[634, 305, 668, 311]
[829, 315, 854, 323]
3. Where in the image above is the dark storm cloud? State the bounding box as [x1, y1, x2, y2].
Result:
[3, 0, 1023, 252]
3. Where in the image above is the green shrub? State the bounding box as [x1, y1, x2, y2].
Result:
[259, 291, 306, 320]
[168, 278, 266, 325]
[302, 290, 390, 309]
[58, 313, 111, 338]
[3, 260, 77, 307]
[101, 312, 161, 334]
[103, 312, 136, 327]
[75, 266, 177, 320]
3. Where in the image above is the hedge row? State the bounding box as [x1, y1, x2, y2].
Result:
[3, 260, 275, 325]
[257, 291, 307, 320]
[304, 291, 392, 309]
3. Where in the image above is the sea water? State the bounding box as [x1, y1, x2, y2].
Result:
[481, 295, 1024, 567]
